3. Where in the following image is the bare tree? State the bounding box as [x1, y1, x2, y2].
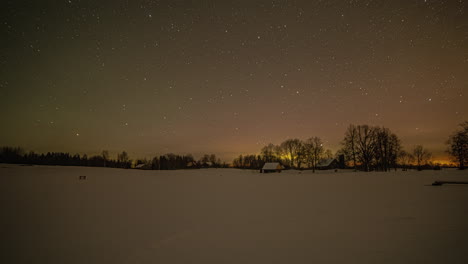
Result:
[102, 150, 109, 167]
[117, 151, 128, 163]
[280, 138, 303, 168]
[356, 125, 377, 172]
[201, 154, 210, 163]
[209, 154, 217, 167]
[261, 143, 277, 162]
[117, 151, 130, 168]
[398, 150, 414, 171]
[274, 145, 285, 164]
[296, 146, 306, 169]
[447, 121, 468, 170]
[412, 145, 431, 171]
[341, 124, 358, 170]
[342, 124, 405, 172]
[303, 137, 324, 172]
[374, 127, 388, 171]
[388, 133, 401, 171]
[233, 155, 243, 168]
[151, 156, 160, 170]
[374, 127, 401, 171]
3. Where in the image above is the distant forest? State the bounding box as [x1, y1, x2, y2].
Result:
[0, 148, 227, 170]
[1, 122, 467, 171]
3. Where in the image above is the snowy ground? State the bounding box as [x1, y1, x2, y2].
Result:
[1, 164, 468, 264]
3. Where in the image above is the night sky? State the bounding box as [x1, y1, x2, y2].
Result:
[1, 0, 467, 162]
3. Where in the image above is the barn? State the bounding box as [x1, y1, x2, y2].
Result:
[317, 159, 340, 170]
[261, 162, 283, 173]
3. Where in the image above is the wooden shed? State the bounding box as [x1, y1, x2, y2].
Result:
[317, 159, 340, 170]
[261, 162, 283, 173]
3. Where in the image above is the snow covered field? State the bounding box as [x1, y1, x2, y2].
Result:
[1, 164, 468, 264]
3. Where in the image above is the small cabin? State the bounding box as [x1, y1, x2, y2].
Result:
[261, 162, 283, 173]
[317, 159, 340, 170]
[186, 161, 196, 168]
[135, 163, 151, 170]
[201, 161, 213, 168]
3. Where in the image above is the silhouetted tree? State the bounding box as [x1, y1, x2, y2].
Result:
[447, 121, 468, 170]
[199, 154, 211, 167]
[413, 145, 431, 171]
[81, 154, 88, 166]
[398, 150, 414, 171]
[274, 145, 285, 164]
[0, 147, 145, 169]
[151, 156, 160, 170]
[280, 138, 303, 168]
[374, 127, 401, 171]
[356, 125, 377, 172]
[261, 143, 278, 162]
[117, 151, 131, 168]
[0, 146, 24, 163]
[341, 124, 358, 170]
[102, 150, 109, 167]
[324, 149, 333, 160]
[388, 133, 401, 171]
[88, 155, 105, 167]
[232, 154, 263, 169]
[72, 154, 81, 165]
[209, 154, 218, 167]
[303, 137, 324, 172]
[153, 153, 196, 170]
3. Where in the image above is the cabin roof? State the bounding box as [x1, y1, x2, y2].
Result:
[317, 159, 336, 167]
[262, 162, 281, 170]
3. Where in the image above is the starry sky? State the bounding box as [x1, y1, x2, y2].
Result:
[1, 0, 467, 162]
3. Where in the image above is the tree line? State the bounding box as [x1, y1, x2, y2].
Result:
[135, 153, 227, 170]
[1, 122, 466, 171]
[340, 124, 428, 171]
[0, 148, 227, 170]
[232, 137, 334, 171]
[233, 122, 467, 171]
[0, 148, 133, 168]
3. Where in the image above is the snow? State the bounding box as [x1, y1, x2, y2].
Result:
[1, 165, 468, 264]
[262, 162, 281, 170]
[317, 158, 336, 167]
